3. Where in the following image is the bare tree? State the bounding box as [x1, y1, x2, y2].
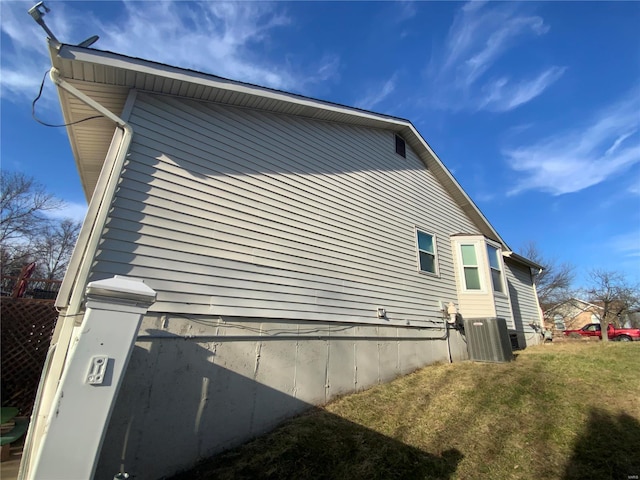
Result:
[1, 171, 83, 285]
[520, 241, 575, 312]
[583, 269, 640, 341]
[33, 219, 82, 280]
[1, 171, 63, 243]
[0, 242, 37, 276]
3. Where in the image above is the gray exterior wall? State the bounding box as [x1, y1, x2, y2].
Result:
[495, 292, 514, 329]
[90, 92, 482, 325]
[505, 258, 542, 348]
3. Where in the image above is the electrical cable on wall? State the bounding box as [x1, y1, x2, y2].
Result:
[32, 69, 103, 127]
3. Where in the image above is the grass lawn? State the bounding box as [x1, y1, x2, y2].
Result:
[169, 342, 640, 480]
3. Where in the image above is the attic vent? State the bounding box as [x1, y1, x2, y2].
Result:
[395, 135, 406, 158]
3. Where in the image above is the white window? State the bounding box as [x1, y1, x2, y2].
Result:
[460, 244, 481, 290]
[416, 230, 437, 274]
[486, 244, 504, 294]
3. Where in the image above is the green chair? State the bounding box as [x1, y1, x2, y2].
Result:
[1, 407, 29, 462]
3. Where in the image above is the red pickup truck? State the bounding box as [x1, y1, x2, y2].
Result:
[563, 323, 640, 341]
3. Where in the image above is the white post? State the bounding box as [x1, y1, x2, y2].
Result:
[28, 276, 156, 480]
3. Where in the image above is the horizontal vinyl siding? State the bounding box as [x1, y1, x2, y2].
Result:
[505, 259, 541, 332]
[494, 294, 514, 329]
[89, 92, 481, 323]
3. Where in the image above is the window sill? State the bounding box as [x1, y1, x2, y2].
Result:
[459, 289, 489, 295]
[417, 269, 440, 279]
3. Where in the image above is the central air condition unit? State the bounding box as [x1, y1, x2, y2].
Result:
[463, 317, 513, 363]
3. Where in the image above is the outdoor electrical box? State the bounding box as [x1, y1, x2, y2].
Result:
[463, 317, 513, 363]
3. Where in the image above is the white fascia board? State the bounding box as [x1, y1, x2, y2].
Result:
[56, 45, 408, 128]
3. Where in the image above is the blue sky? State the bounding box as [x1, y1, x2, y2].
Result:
[1, 1, 639, 287]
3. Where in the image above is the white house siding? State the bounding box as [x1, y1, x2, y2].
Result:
[95, 313, 459, 479]
[505, 259, 542, 347]
[88, 92, 482, 325]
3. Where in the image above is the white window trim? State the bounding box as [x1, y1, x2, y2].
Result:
[415, 227, 439, 277]
[486, 240, 507, 296]
[457, 241, 487, 293]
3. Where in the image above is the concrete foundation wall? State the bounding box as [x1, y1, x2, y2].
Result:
[95, 313, 465, 479]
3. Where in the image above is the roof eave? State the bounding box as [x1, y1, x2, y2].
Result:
[503, 251, 544, 271]
[51, 43, 508, 247]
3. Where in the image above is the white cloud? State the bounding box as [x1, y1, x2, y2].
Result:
[98, 1, 297, 90]
[480, 67, 567, 112]
[354, 73, 398, 110]
[610, 232, 640, 258]
[428, 2, 563, 112]
[0, 1, 339, 106]
[504, 90, 640, 195]
[43, 201, 88, 224]
[395, 1, 418, 23]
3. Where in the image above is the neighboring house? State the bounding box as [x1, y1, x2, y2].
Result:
[29, 44, 544, 478]
[545, 298, 603, 333]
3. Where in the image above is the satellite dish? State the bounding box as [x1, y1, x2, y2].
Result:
[78, 35, 99, 47]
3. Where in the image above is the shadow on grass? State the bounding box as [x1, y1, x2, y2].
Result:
[168, 408, 463, 480]
[563, 408, 640, 480]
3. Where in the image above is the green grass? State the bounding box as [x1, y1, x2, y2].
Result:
[169, 342, 640, 480]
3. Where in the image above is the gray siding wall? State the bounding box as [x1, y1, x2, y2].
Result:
[495, 293, 514, 329]
[89, 92, 481, 325]
[505, 259, 542, 347]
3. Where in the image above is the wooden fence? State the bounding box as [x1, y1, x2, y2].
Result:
[1, 296, 59, 416]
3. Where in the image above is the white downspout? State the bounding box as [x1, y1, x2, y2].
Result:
[19, 68, 135, 480]
[50, 67, 134, 313]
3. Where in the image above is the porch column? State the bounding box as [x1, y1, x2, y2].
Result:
[29, 276, 156, 480]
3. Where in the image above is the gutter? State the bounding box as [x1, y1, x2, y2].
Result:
[503, 250, 544, 272]
[20, 67, 135, 480]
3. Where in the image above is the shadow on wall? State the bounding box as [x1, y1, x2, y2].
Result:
[507, 279, 524, 348]
[97, 330, 462, 480]
[563, 408, 640, 480]
[97, 330, 305, 479]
